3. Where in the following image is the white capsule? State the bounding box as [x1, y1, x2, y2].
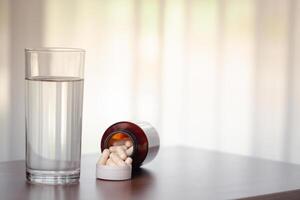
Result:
[112, 140, 125, 146]
[106, 158, 117, 166]
[125, 157, 132, 165]
[98, 149, 110, 165]
[124, 140, 133, 148]
[110, 152, 126, 166]
[116, 147, 127, 160]
[109, 145, 127, 153]
[126, 146, 134, 156]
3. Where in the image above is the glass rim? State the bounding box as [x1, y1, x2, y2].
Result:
[25, 47, 85, 53]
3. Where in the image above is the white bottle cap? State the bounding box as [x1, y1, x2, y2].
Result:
[96, 164, 132, 181]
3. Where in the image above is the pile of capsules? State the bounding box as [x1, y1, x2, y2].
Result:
[97, 139, 134, 167]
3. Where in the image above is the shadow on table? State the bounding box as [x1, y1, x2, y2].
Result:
[95, 168, 156, 200]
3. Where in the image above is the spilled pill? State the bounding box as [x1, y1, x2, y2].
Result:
[126, 146, 133, 156]
[98, 149, 110, 165]
[106, 158, 117, 166]
[112, 140, 126, 146]
[109, 145, 127, 153]
[125, 157, 132, 165]
[110, 153, 126, 166]
[125, 140, 133, 148]
[116, 147, 127, 160]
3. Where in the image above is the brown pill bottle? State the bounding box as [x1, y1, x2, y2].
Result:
[100, 121, 160, 168]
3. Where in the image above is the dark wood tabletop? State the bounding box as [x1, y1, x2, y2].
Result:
[1, 146, 300, 200]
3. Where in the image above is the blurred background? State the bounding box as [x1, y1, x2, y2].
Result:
[1, 0, 300, 164]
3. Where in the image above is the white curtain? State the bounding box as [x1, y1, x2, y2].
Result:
[1, 0, 300, 164]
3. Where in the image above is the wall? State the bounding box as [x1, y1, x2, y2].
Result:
[1, 0, 300, 164]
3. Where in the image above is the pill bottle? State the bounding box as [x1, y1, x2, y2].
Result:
[100, 121, 160, 168]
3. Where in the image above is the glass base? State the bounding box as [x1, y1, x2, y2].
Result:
[26, 168, 80, 185]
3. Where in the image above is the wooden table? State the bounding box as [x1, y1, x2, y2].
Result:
[1, 147, 300, 200]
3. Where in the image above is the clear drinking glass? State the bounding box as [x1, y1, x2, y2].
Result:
[25, 48, 85, 184]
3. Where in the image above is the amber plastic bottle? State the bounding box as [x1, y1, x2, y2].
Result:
[100, 121, 160, 168]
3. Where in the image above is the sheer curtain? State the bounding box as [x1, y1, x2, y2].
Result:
[1, 0, 300, 164]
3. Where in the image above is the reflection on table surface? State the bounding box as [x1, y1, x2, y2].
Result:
[2, 147, 300, 199]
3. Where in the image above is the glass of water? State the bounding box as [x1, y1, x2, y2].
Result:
[25, 48, 85, 184]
